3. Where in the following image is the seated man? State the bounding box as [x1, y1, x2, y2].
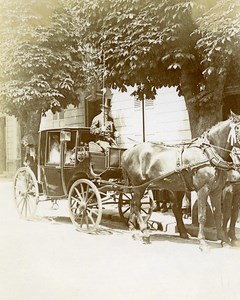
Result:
[90, 102, 119, 150]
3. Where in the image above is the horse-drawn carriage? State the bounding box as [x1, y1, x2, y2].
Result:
[13, 127, 153, 232]
[13, 111, 240, 248]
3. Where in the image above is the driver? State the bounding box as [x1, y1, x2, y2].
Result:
[90, 102, 119, 149]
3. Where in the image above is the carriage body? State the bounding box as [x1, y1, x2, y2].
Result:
[13, 126, 150, 232]
[36, 127, 125, 199]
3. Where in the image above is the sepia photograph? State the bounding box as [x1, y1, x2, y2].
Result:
[0, 1, 240, 299]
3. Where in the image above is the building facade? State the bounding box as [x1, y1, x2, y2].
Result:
[0, 114, 21, 178]
[40, 86, 191, 148]
[0, 86, 191, 178]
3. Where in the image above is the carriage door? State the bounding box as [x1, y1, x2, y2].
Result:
[42, 131, 64, 197]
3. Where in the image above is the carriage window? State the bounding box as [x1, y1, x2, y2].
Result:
[64, 131, 77, 166]
[39, 131, 46, 165]
[47, 132, 61, 165]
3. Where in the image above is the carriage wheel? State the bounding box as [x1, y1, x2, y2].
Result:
[118, 190, 154, 226]
[68, 179, 102, 233]
[13, 167, 39, 219]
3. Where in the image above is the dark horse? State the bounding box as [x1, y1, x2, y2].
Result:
[121, 111, 240, 249]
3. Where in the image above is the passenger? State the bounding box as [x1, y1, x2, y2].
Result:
[65, 149, 74, 165]
[49, 135, 60, 163]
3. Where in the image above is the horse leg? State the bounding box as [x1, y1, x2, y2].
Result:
[169, 191, 189, 239]
[210, 189, 230, 245]
[197, 186, 209, 250]
[128, 190, 143, 231]
[136, 188, 152, 243]
[228, 190, 240, 244]
[222, 184, 233, 237]
[182, 191, 191, 219]
[128, 201, 138, 231]
[129, 188, 151, 243]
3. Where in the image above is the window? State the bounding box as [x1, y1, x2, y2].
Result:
[134, 98, 154, 110]
[64, 131, 77, 166]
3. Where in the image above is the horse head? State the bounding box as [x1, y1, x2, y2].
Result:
[228, 111, 240, 146]
[227, 111, 240, 147]
[206, 110, 240, 160]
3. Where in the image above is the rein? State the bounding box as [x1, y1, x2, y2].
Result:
[202, 142, 232, 154]
[98, 158, 210, 192]
[201, 118, 240, 170]
[111, 118, 240, 192]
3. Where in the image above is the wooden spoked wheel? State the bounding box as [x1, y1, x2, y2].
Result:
[118, 190, 154, 226]
[68, 179, 102, 233]
[13, 167, 39, 219]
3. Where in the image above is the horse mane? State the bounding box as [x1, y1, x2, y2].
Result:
[206, 118, 230, 134]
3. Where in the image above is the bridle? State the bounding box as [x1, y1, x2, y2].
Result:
[201, 119, 240, 170]
[227, 120, 240, 146]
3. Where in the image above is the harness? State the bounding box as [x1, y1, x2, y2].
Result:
[200, 134, 234, 170]
[106, 118, 240, 193]
[124, 119, 240, 192]
[171, 132, 237, 192]
[170, 140, 209, 192]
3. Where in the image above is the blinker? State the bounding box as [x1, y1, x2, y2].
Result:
[227, 122, 239, 146]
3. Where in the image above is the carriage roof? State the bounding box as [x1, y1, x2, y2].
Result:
[39, 126, 91, 133]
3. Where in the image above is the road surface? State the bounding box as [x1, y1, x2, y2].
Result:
[1, 179, 240, 300]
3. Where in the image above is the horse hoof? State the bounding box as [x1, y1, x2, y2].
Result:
[142, 236, 151, 244]
[180, 232, 189, 239]
[199, 240, 210, 252]
[199, 244, 209, 252]
[132, 233, 141, 241]
[221, 241, 232, 248]
[231, 239, 240, 247]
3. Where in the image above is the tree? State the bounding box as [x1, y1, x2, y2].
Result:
[77, 0, 240, 137]
[1, 0, 239, 145]
[0, 0, 85, 146]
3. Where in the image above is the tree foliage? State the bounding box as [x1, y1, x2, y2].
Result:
[0, 0, 239, 139]
[0, 0, 85, 139]
[78, 0, 198, 96]
[76, 0, 240, 135]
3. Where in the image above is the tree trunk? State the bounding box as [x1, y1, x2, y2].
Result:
[184, 98, 222, 138]
[180, 68, 223, 138]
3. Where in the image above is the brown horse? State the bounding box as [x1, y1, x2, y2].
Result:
[222, 169, 240, 246]
[122, 111, 240, 249]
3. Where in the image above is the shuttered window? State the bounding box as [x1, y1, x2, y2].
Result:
[134, 98, 154, 110]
